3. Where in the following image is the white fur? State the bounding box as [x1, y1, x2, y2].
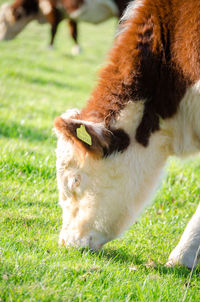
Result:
[56, 81, 200, 268]
[39, 0, 52, 15]
[166, 203, 200, 269]
[69, 0, 119, 24]
[71, 44, 82, 56]
[164, 82, 200, 157]
[119, 0, 143, 24]
[116, 0, 144, 36]
[61, 108, 80, 120]
[111, 101, 145, 135]
[56, 102, 170, 250]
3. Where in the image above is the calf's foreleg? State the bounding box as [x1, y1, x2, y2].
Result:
[167, 203, 200, 269]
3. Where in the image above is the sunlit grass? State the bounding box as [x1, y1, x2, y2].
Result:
[0, 2, 200, 300]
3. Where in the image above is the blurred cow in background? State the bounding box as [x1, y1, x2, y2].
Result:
[0, 0, 129, 54]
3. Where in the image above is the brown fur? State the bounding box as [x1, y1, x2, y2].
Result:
[54, 116, 130, 158]
[78, 0, 200, 148]
[11, 0, 39, 17]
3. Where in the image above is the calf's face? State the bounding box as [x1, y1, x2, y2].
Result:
[0, 1, 39, 40]
[55, 135, 115, 251]
[54, 108, 168, 250]
[55, 117, 126, 250]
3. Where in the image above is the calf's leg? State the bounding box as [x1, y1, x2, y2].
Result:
[167, 203, 200, 269]
[49, 21, 59, 47]
[67, 19, 81, 55]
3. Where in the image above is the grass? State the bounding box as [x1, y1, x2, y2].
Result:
[0, 3, 200, 301]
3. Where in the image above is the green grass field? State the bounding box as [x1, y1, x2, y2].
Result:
[0, 4, 200, 301]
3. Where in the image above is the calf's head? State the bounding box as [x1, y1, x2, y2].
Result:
[0, 0, 40, 40]
[54, 107, 169, 251]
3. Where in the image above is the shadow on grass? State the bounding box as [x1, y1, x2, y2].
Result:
[79, 246, 144, 266]
[100, 248, 200, 281]
[39, 64, 66, 74]
[61, 53, 75, 60]
[2, 55, 67, 75]
[0, 120, 50, 142]
[98, 247, 144, 265]
[155, 263, 200, 278]
[16, 71, 78, 90]
[76, 245, 200, 279]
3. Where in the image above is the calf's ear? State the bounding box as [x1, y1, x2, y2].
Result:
[54, 116, 130, 158]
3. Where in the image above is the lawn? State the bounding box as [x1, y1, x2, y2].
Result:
[0, 3, 200, 301]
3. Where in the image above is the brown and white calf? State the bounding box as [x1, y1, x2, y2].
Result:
[54, 0, 200, 269]
[0, 0, 129, 54]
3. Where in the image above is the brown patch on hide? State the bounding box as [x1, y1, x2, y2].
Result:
[54, 116, 130, 158]
[80, 0, 199, 146]
[44, 5, 62, 25]
[10, 0, 62, 20]
[11, 0, 39, 18]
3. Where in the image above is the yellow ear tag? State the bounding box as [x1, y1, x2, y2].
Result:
[76, 125, 92, 146]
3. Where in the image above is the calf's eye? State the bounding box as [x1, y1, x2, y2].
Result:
[68, 174, 81, 192]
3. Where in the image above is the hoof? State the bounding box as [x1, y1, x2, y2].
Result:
[165, 259, 178, 267]
[71, 45, 82, 56]
[48, 45, 54, 50]
[166, 253, 199, 269]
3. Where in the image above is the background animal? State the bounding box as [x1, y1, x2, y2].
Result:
[54, 0, 200, 269]
[0, 0, 129, 54]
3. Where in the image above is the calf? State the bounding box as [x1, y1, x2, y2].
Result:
[54, 0, 200, 269]
[0, 0, 129, 54]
